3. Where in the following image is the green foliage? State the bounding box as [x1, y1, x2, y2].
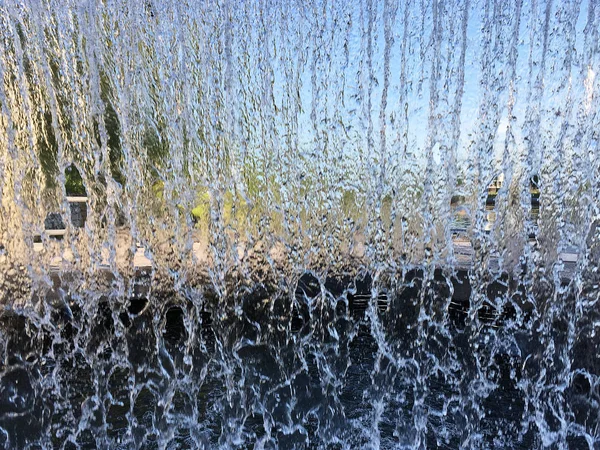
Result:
[191, 189, 211, 224]
[65, 164, 86, 196]
[341, 190, 357, 217]
[99, 71, 126, 187]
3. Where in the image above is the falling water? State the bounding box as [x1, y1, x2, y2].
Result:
[0, 0, 599, 448]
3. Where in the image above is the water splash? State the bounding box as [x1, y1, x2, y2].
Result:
[0, 0, 599, 448]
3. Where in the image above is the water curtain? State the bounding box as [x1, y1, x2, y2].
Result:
[0, 0, 599, 448]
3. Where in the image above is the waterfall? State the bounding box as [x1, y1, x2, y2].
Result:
[0, 0, 599, 448]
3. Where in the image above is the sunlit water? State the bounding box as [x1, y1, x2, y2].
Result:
[0, 0, 599, 448]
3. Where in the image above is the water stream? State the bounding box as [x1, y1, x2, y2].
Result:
[0, 0, 599, 448]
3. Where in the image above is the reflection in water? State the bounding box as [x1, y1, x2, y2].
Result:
[0, 0, 599, 448]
